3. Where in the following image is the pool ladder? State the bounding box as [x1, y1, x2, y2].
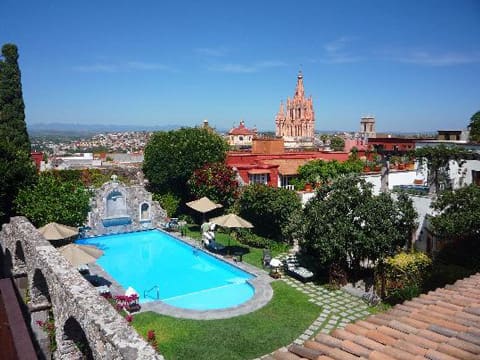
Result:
[144, 285, 160, 300]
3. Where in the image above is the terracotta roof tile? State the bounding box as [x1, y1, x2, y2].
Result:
[424, 349, 459, 360]
[404, 334, 439, 350]
[352, 336, 386, 351]
[447, 338, 480, 355]
[341, 340, 371, 357]
[380, 346, 418, 360]
[274, 273, 480, 360]
[315, 334, 344, 348]
[289, 343, 322, 359]
[365, 330, 396, 346]
[392, 339, 428, 356]
[368, 350, 397, 360]
[436, 343, 477, 360]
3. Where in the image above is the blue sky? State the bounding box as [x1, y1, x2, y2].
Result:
[1, 0, 479, 132]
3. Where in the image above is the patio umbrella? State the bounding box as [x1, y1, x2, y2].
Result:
[58, 244, 103, 266]
[209, 213, 253, 229]
[186, 197, 223, 222]
[209, 213, 253, 253]
[270, 258, 283, 268]
[38, 222, 79, 241]
[38, 222, 78, 240]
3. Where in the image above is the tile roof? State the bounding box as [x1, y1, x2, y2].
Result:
[263, 158, 313, 175]
[273, 273, 480, 360]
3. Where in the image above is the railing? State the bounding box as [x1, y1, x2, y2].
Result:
[144, 285, 160, 300]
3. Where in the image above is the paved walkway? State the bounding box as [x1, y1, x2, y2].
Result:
[280, 277, 371, 344]
[254, 258, 373, 360]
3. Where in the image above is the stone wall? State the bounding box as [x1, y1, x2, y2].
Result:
[88, 178, 167, 236]
[0, 217, 163, 360]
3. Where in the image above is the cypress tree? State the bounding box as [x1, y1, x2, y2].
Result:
[0, 43, 31, 152]
[0, 43, 36, 223]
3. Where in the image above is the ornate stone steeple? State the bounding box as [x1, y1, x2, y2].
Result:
[275, 71, 315, 138]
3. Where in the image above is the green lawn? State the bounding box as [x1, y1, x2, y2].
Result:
[133, 281, 320, 360]
[183, 225, 288, 268]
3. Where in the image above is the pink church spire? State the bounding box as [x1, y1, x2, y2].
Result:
[294, 70, 305, 99]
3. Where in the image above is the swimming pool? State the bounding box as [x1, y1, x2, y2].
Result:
[77, 230, 255, 310]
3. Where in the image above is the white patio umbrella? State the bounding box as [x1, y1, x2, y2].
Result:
[270, 258, 283, 268]
[209, 213, 254, 253]
[186, 197, 223, 222]
[38, 222, 78, 241]
[58, 244, 103, 266]
[209, 213, 253, 229]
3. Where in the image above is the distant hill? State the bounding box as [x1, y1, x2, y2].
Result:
[27, 122, 183, 136]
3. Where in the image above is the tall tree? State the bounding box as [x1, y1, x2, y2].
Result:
[143, 127, 229, 199]
[0, 44, 36, 223]
[0, 44, 30, 152]
[300, 175, 414, 274]
[15, 173, 91, 228]
[468, 111, 480, 143]
[188, 162, 239, 208]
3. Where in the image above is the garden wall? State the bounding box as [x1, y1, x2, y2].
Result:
[0, 217, 163, 360]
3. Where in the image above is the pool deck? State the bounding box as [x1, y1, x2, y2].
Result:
[88, 229, 274, 320]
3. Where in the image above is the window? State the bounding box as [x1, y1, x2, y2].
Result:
[249, 173, 268, 184]
[281, 175, 295, 189]
[472, 170, 480, 186]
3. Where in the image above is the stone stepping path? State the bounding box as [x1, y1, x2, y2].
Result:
[253, 257, 373, 359]
[280, 277, 370, 346]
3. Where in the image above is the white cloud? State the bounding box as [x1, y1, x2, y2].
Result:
[388, 50, 480, 66]
[320, 36, 363, 64]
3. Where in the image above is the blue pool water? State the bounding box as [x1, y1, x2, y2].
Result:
[77, 230, 254, 310]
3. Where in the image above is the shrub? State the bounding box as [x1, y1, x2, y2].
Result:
[154, 192, 180, 218]
[237, 184, 301, 241]
[378, 252, 432, 302]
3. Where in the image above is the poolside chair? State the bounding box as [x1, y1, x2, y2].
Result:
[284, 254, 314, 282]
[206, 240, 225, 253]
[262, 249, 272, 268]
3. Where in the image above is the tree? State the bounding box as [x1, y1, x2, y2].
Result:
[15, 173, 91, 227]
[0, 142, 37, 222]
[330, 136, 345, 151]
[237, 184, 302, 241]
[430, 184, 480, 241]
[395, 191, 418, 249]
[291, 159, 363, 190]
[300, 175, 414, 274]
[0, 44, 30, 152]
[468, 111, 480, 143]
[413, 145, 474, 194]
[188, 162, 239, 208]
[143, 128, 229, 199]
[0, 44, 36, 223]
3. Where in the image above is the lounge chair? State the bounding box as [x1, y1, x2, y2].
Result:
[205, 240, 225, 253]
[284, 254, 314, 282]
[163, 218, 179, 231]
[262, 249, 272, 268]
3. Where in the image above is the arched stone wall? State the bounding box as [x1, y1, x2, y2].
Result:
[0, 217, 163, 360]
[61, 317, 94, 360]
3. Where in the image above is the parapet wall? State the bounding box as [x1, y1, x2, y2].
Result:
[0, 217, 163, 360]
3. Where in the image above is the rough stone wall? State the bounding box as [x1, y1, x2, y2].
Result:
[88, 179, 167, 236]
[0, 217, 163, 360]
